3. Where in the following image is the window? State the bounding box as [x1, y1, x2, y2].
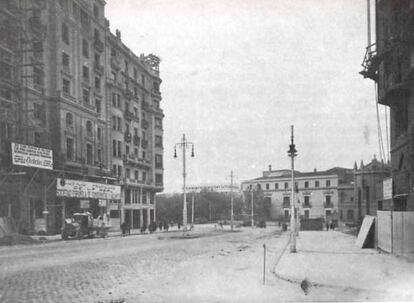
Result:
[304, 210, 309, 219]
[155, 135, 162, 147]
[133, 68, 137, 79]
[325, 195, 331, 206]
[117, 165, 122, 178]
[142, 171, 146, 182]
[142, 151, 146, 159]
[326, 180, 331, 187]
[155, 154, 163, 168]
[378, 201, 383, 211]
[112, 116, 116, 130]
[156, 174, 163, 185]
[257, 184, 261, 190]
[124, 60, 129, 74]
[82, 39, 89, 58]
[284, 210, 289, 219]
[155, 117, 162, 129]
[134, 148, 138, 156]
[266, 184, 269, 190]
[141, 74, 145, 86]
[304, 181, 309, 188]
[304, 196, 310, 207]
[93, 4, 99, 18]
[97, 149, 102, 163]
[62, 23, 69, 44]
[125, 102, 130, 112]
[66, 137, 74, 160]
[315, 181, 320, 188]
[112, 140, 117, 157]
[117, 141, 121, 157]
[34, 132, 41, 146]
[33, 67, 44, 87]
[283, 196, 290, 207]
[275, 183, 279, 190]
[62, 79, 70, 95]
[86, 120, 92, 136]
[133, 107, 138, 117]
[33, 103, 43, 121]
[83, 89, 90, 104]
[134, 87, 138, 97]
[125, 123, 130, 133]
[82, 66, 89, 81]
[95, 77, 100, 90]
[134, 170, 139, 180]
[125, 145, 130, 155]
[117, 94, 121, 108]
[134, 127, 138, 136]
[97, 127, 101, 141]
[112, 93, 116, 107]
[66, 112, 73, 128]
[96, 99, 101, 113]
[284, 182, 288, 189]
[326, 210, 332, 217]
[347, 209, 354, 220]
[117, 117, 122, 131]
[95, 53, 100, 65]
[62, 52, 70, 68]
[86, 143, 93, 165]
[125, 168, 130, 179]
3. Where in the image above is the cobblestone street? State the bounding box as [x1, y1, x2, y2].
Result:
[0, 227, 294, 303]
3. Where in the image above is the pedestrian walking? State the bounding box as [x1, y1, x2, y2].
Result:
[164, 221, 169, 231]
[159, 222, 163, 231]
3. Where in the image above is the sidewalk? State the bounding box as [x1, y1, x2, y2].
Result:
[274, 231, 414, 300]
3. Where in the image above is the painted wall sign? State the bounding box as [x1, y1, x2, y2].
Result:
[57, 178, 121, 200]
[11, 142, 53, 170]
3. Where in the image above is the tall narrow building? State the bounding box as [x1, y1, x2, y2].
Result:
[361, 0, 414, 211]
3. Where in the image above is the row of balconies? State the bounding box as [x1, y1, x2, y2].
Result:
[282, 202, 334, 209]
[122, 154, 151, 167]
[124, 132, 148, 148]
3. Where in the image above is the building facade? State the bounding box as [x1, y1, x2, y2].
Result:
[361, 0, 414, 211]
[0, 0, 164, 234]
[241, 166, 353, 222]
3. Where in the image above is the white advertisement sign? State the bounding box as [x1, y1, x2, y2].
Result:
[11, 142, 53, 170]
[57, 178, 121, 200]
[383, 177, 393, 200]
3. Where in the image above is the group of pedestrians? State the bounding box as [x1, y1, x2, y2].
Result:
[120, 220, 174, 236]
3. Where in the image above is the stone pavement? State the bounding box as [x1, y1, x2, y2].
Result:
[274, 230, 414, 301]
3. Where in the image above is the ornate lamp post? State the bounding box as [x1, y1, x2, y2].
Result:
[174, 134, 195, 232]
[288, 125, 298, 253]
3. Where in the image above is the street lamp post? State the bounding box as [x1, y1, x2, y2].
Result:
[230, 170, 234, 231]
[288, 125, 298, 253]
[174, 134, 195, 232]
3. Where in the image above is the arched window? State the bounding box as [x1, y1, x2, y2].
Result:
[86, 120, 92, 135]
[66, 112, 73, 127]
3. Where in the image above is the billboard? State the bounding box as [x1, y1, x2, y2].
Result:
[57, 178, 121, 200]
[11, 142, 53, 170]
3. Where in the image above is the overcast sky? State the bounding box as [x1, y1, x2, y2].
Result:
[105, 0, 388, 192]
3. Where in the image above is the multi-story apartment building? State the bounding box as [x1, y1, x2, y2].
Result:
[0, 0, 164, 234]
[361, 0, 414, 211]
[241, 166, 353, 222]
[106, 30, 164, 229]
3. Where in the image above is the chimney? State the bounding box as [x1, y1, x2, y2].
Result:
[116, 29, 121, 40]
[268, 165, 272, 172]
[314, 168, 317, 173]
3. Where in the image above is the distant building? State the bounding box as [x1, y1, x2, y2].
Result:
[339, 157, 390, 226]
[241, 165, 353, 222]
[186, 184, 240, 194]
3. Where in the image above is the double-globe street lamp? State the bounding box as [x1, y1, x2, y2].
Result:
[174, 134, 195, 232]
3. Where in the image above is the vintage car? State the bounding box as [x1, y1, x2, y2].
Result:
[61, 212, 109, 240]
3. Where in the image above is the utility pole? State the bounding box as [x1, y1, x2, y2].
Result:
[174, 134, 195, 232]
[251, 185, 254, 228]
[230, 170, 234, 231]
[288, 125, 298, 253]
[191, 194, 195, 226]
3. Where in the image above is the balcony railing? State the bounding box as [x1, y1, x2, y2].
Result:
[324, 202, 334, 209]
[124, 132, 131, 143]
[283, 201, 290, 208]
[94, 39, 104, 53]
[303, 203, 312, 208]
